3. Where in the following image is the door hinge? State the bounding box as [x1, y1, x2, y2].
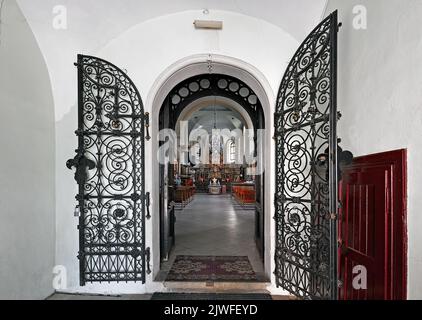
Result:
[145, 192, 151, 220]
[145, 112, 151, 141]
[145, 247, 151, 275]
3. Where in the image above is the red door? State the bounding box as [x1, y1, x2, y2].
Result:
[339, 150, 407, 300]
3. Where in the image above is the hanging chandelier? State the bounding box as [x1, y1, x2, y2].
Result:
[211, 96, 221, 164]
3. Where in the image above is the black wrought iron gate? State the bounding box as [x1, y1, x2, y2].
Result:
[67, 55, 150, 285]
[274, 12, 340, 299]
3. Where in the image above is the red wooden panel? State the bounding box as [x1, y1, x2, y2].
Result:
[338, 150, 407, 300]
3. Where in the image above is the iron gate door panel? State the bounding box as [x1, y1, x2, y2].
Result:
[70, 55, 149, 285]
[274, 12, 339, 299]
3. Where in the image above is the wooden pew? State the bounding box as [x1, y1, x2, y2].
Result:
[231, 183, 256, 207]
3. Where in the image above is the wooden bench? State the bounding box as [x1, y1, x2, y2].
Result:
[174, 186, 195, 208]
[232, 184, 255, 207]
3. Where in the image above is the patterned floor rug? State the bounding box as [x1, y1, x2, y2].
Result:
[166, 256, 257, 282]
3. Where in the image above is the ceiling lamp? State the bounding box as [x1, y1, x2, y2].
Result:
[211, 97, 222, 164]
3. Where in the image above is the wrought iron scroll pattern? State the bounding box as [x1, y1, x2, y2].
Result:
[168, 74, 261, 128]
[75, 55, 146, 285]
[274, 13, 338, 299]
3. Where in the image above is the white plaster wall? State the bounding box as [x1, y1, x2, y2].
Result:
[324, 0, 422, 299]
[55, 10, 299, 293]
[0, 0, 56, 299]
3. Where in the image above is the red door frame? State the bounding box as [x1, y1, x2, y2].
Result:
[339, 149, 407, 300]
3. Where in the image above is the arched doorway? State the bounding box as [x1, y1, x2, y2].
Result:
[67, 11, 344, 299]
[156, 73, 267, 282]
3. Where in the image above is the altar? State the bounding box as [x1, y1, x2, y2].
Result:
[208, 178, 221, 195]
[208, 185, 222, 195]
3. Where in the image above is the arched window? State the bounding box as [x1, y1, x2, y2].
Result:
[227, 139, 236, 164]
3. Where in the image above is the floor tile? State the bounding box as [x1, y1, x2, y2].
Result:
[160, 194, 266, 278]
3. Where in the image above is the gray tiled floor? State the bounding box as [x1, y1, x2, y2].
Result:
[159, 194, 266, 280]
[48, 195, 275, 300]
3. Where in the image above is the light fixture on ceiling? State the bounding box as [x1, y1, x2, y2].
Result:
[211, 96, 221, 163]
[213, 98, 217, 130]
[193, 20, 223, 30]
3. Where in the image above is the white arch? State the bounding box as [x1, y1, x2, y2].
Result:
[145, 53, 280, 293]
[146, 54, 275, 117]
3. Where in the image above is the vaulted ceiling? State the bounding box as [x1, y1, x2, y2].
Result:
[14, 0, 328, 120]
[18, 0, 327, 46]
[189, 106, 245, 134]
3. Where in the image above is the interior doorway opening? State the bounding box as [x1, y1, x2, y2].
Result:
[156, 74, 267, 283]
